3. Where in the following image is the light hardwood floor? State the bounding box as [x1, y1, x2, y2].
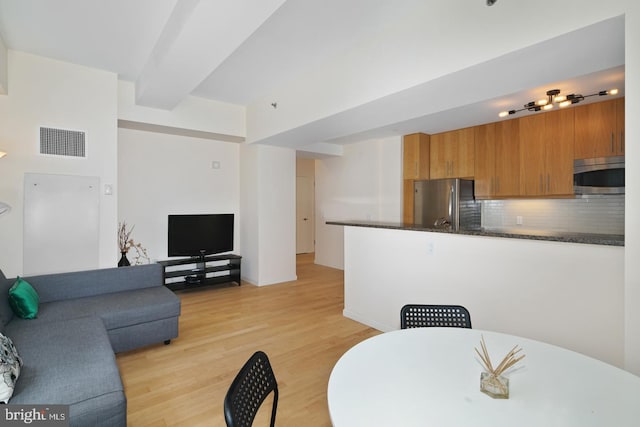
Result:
[116, 253, 380, 426]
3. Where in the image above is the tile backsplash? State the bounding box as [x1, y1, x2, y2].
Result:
[481, 195, 624, 235]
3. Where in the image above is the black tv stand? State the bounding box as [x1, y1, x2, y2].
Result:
[158, 254, 241, 291]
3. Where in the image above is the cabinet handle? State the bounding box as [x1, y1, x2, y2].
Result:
[496, 177, 500, 193]
[547, 174, 550, 193]
[620, 131, 624, 153]
[539, 175, 543, 193]
[415, 162, 418, 178]
[611, 132, 615, 153]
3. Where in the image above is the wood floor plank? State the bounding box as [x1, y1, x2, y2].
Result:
[116, 253, 380, 426]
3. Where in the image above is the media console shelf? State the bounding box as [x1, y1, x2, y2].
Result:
[158, 254, 241, 291]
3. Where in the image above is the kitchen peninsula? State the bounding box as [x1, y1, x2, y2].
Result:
[327, 220, 624, 246]
[329, 220, 625, 368]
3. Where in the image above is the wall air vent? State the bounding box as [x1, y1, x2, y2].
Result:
[39, 127, 86, 157]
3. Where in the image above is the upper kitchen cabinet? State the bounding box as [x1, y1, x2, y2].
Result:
[475, 120, 520, 199]
[474, 123, 495, 198]
[519, 108, 574, 197]
[430, 127, 475, 179]
[403, 133, 430, 224]
[403, 133, 430, 180]
[545, 109, 575, 195]
[574, 98, 624, 159]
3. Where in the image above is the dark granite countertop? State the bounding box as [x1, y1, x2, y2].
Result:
[326, 220, 624, 247]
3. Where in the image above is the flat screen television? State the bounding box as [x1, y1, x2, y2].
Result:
[168, 214, 234, 257]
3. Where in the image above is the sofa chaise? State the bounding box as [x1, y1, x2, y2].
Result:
[0, 263, 181, 426]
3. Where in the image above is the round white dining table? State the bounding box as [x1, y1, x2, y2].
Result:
[327, 328, 640, 427]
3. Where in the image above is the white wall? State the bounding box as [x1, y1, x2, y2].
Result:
[0, 34, 7, 95]
[0, 51, 118, 276]
[258, 145, 296, 284]
[240, 143, 296, 285]
[343, 226, 625, 367]
[315, 136, 402, 269]
[118, 128, 240, 262]
[624, 3, 640, 373]
[239, 143, 259, 283]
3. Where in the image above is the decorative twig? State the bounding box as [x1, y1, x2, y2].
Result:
[118, 222, 134, 252]
[475, 335, 525, 377]
[118, 222, 150, 265]
[128, 241, 150, 265]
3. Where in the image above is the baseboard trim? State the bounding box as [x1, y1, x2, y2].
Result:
[342, 309, 394, 332]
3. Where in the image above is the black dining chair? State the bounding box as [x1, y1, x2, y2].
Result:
[400, 304, 472, 329]
[224, 350, 278, 427]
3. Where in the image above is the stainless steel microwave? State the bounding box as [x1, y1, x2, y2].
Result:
[574, 156, 624, 195]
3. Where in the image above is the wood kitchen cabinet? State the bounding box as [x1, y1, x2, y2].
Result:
[404, 96, 611, 204]
[474, 124, 494, 198]
[574, 97, 624, 159]
[403, 133, 430, 179]
[495, 119, 521, 197]
[402, 180, 415, 224]
[475, 120, 520, 198]
[403, 133, 430, 223]
[430, 127, 474, 179]
[545, 109, 574, 195]
[519, 108, 574, 197]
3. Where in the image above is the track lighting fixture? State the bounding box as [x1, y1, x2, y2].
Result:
[487, 0, 498, 6]
[499, 88, 619, 118]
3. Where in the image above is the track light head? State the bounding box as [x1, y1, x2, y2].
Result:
[487, 0, 498, 6]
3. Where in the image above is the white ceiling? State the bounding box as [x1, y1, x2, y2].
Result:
[0, 0, 408, 107]
[0, 0, 626, 152]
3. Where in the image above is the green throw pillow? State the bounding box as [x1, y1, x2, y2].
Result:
[8, 277, 39, 319]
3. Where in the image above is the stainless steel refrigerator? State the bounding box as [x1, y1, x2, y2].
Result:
[413, 179, 480, 231]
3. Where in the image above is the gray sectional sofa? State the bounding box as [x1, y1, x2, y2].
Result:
[0, 263, 181, 426]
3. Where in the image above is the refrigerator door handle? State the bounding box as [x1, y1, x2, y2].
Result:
[449, 184, 454, 217]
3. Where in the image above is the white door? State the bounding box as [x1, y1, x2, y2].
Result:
[296, 176, 314, 254]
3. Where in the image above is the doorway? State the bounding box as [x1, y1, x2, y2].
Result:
[296, 175, 314, 254]
[296, 158, 315, 255]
